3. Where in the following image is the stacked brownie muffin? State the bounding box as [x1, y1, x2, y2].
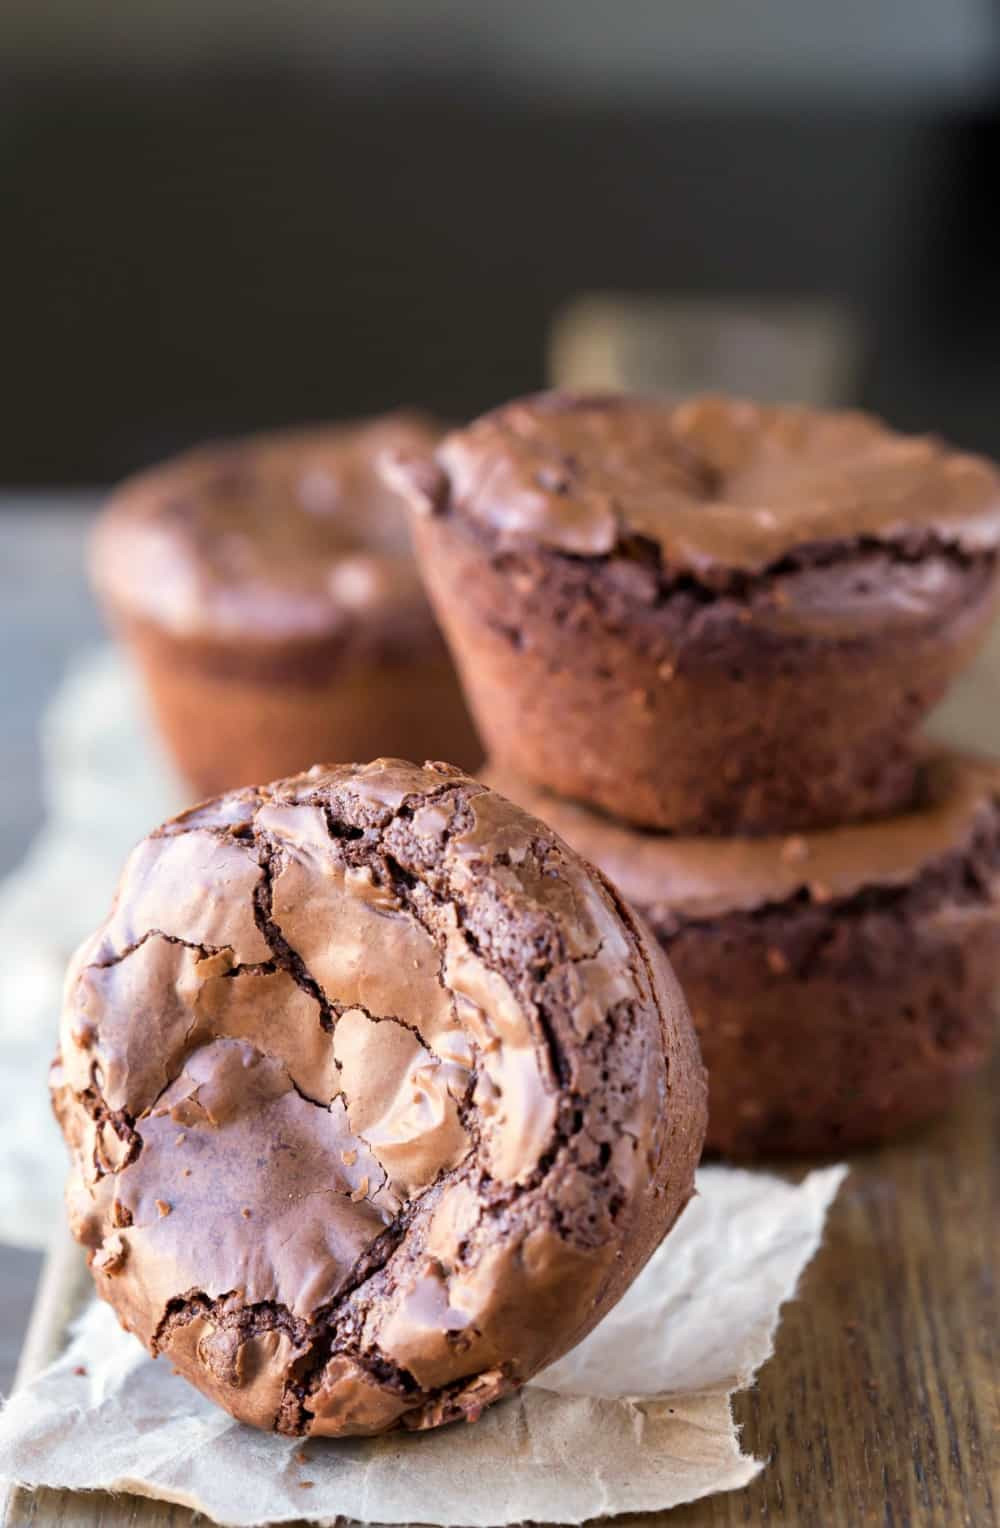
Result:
[387, 391, 1000, 1156]
[91, 414, 480, 797]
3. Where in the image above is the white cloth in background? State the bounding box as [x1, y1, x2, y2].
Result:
[0, 647, 185, 1250]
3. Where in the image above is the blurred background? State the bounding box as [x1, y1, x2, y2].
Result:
[3, 0, 1000, 482]
[4, 0, 1000, 901]
[1, 0, 1000, 1394]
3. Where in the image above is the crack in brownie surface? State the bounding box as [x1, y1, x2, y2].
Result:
[53, 758, 705, 1434]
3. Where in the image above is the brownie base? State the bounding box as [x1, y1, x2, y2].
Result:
[121, 617, 482, 797]
[654, 833, 1000, 1156]
[415, 511, 999, 833]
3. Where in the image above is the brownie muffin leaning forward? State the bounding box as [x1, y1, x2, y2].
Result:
[387, 392, 1000, 834]
[51, 758, 706, 1435]
[91, 416, 480, 797]
[487, 751, 1000, 1156]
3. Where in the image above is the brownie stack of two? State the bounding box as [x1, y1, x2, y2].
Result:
[390, 390, 1000, 1156]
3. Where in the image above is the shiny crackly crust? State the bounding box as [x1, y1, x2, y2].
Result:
[390, 391, 1000, 578]
[51, 758, 706, 1435]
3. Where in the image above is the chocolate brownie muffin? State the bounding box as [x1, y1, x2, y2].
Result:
[486, 751, 1000, 1156]
[51, 759, 706, 1434]
[389, 393, 1000, 833]
[91, 417, 480, 796]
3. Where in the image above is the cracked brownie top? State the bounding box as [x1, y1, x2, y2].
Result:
[388, 391, 1000, 577]
[51, 758, 706, 1436]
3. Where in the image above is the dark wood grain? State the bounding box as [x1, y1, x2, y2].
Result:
[3, 1494, 212, 1527]
[5, 1052, 997, 1528]
[668, 1050, 1000, 1528]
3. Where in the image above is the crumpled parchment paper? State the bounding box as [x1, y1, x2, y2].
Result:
[0, 1165, 846, 1526]
[0, 646, 848, 1523]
